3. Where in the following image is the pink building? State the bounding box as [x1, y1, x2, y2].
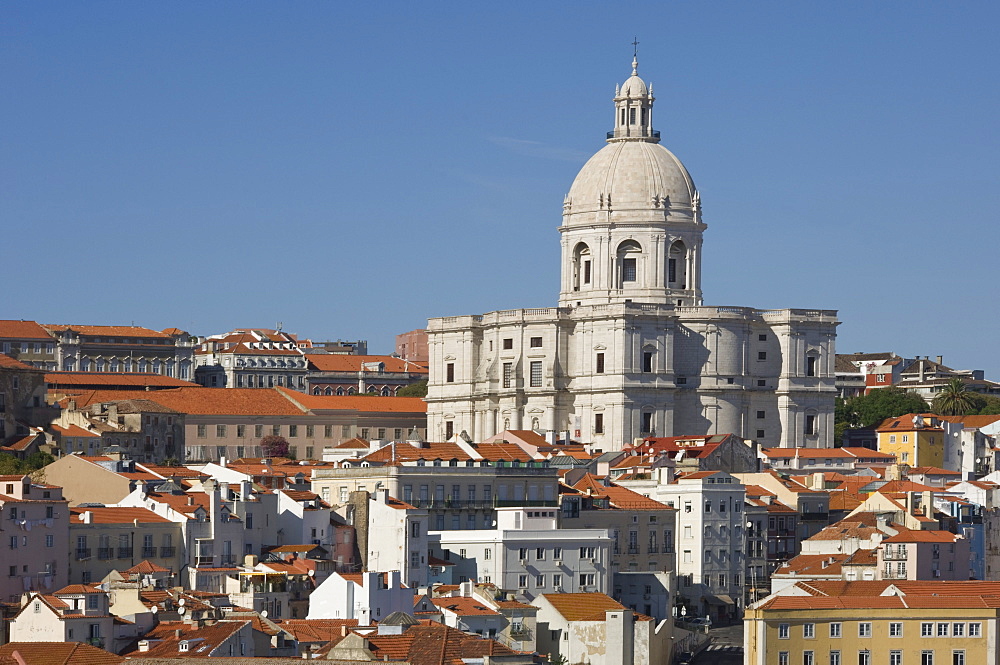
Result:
[394, 329, 428, 364]
[877, 528, 971, 581]
[1, 475, 70, 602]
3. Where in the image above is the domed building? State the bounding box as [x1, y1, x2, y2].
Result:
[426, 58, 838, 449]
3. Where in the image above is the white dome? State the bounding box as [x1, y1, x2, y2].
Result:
[565, 139, 696, 215]
[619, 74, 648, 97]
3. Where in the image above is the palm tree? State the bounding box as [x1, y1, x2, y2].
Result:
[932, 378, 978, 416]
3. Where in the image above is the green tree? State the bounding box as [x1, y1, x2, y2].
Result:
[975, 395, 1000, 416]
[932, 378, 980, 416]
[837, 387, 929, 429]
[396, 380, 428, 398]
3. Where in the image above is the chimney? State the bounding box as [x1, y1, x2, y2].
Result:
[219, 455, 227, 468]
[936, 355, 943, 366]
[919, 361, 925, 382]
[922, 491, 934, 517]
[811, 472, 824, 490]
[906, 491, 917, 516]
[138, 640, 150, 653]
[81, 511, 92, 524]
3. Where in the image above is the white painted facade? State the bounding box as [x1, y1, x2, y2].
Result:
[429, 507, 611, 599]
[306, 570, 414, 624]
[365, 490, 430, 588]
[616, 469, 745, 619]
[426, 58, 838, 450]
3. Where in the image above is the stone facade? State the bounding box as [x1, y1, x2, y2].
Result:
[426, 58, 838, 450]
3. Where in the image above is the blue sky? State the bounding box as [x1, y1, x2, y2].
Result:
[4, 3, 999, 377]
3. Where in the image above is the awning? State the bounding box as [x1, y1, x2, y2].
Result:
[706, 594, 735, 606]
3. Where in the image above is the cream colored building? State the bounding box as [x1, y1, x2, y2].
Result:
[745, 580, 1000, 665]
[426, 57, 838, 450]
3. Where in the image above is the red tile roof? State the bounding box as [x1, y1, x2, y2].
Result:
[431, 597, 500, 616]
[47, 372, 198, 388]
[69, 506, 172, 524]
[0, 354, 38, 370]
[306, 354, 428, 374]
[320, 620, 518, 665]
[0, 320, 54, 340]
[279, 388, 427, 413]
[539, 592, 651, 621]
[60, 387, 305, 415]
[0, 642, 124, 665]
[43, 324, 173, 338]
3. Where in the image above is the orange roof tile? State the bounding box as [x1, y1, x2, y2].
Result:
[0, 354, 37, 370]
[539, 592, 649, 621]
[69, 506, 171, 524]
[42, 324, 173, 338]
[279, 388, 427, 413]
[0, 642, 124, 665]
[306, 354, 428, 374]
[47, 372, 198, 388]
[60, 387, 305, 415]
[0, 320, 53, 339]
[431, 597, 500, 616]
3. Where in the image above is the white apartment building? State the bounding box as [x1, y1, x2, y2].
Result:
[429, 507, 611, 599]
[306, 570, 413, 623]
[617, 469, 745, 622]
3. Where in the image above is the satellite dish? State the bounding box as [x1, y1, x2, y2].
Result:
[178, 598, 185, 606]
[178, 607, 186, 615]
[308, 569, 315, 577]
[151, 605, 158, 614]
[260, 610, 268, 618]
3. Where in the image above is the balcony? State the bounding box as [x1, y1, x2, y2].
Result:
[161, 546, 176, 558]
[97, 548, 113, 560]
[220, 555, 237, 567]
[142, 547, 157, 558]
[117, 548, 133, 559]
[883, 571, 908, 580]
[648, 545, 659, 554]
[883, 550, 908, 561]
[627, 545, 640, 555]
[76, 548, 91, 560]
[800, 512, 829, 522]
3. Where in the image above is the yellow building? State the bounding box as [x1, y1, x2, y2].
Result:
[876, 413, 945, 468]
[745, 580, 999, 665]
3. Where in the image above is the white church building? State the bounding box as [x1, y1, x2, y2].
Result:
[426, 57, 838, 450]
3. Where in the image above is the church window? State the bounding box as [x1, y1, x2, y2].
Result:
[676, 377, 687, 384]
[757, 379, 766, 387]
[641, 108, 647, 125]
[758, 351, 767, 361]
[503, 338, 513, 350]
[445, 421, 454, 439]
[668, 258, 677, 283]
[806, 355, 817, 377]
[757, 410, 766, 419]
[446, 363, 455, 383]
[583, 260, 591, 284]
[643, 351, 654, 373]
[502, 363, 513, 388]
[629, 108, 636, 125]
[530, 337, 543, 348]
[727, 377, 734, 384]
[596, 353, 605, 374]
[756, 429, 765, 438]
[641, 412, 653, 434]
[622, 258, 637, 282]
[529, 361, 542, 387]
[805, 415, 816, 436]
[759, 334, 767, 341]
[594, 413, 604, 434]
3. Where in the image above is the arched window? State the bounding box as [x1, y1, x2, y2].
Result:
[668, 240, 688, 289]
[324, 387, 333, 395]
[336, 387, 345, 396]
[617, 240, 642, 286]
[381, 386, 391, 396]
[573, 243, 592, 291]
[347, 388, 356, 395]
